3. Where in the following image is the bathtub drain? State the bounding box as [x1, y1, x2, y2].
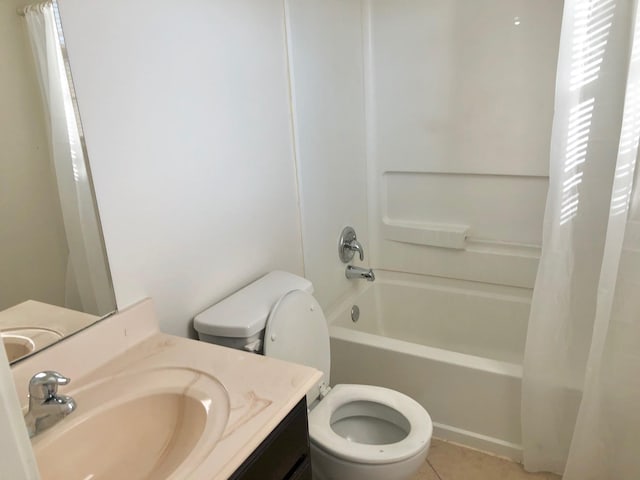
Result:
[351, 305, 360, 322]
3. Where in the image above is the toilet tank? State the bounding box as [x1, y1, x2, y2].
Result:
[193, 271, 313, 352]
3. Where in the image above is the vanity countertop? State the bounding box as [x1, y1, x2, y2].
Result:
[1, 300, 100, 360]
[0, 300, 100, 336]
[11, 299, 322, 479]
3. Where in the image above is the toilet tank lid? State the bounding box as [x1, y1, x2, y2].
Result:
[193, 271, 314, 338]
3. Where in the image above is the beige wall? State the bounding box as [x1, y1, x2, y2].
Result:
[0, 0, 68, 311]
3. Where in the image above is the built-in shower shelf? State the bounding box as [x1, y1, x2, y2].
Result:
[382, 220, 469, 249]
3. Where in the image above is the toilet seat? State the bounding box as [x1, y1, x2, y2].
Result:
[309, 384, 433, 465]
[264, 289, 331, 403]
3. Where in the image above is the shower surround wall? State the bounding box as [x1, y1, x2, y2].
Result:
[290, 0, 561, 309]
[367, 0, 561, 287]
[285, 0, 370, 310]
[289, 0, 562, 457]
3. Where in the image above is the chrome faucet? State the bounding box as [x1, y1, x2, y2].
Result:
[346, 265, 375, 282]
[339, 226, 365, 263]
[24, 371, 76, 438]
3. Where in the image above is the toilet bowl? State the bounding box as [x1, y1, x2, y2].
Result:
[309, 384, 431, 480]
[194, 271, 433, 480]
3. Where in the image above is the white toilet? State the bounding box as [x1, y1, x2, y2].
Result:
[194, 271, 432, 480]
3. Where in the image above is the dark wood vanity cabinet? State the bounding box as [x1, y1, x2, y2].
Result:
[229, 397, 312, 480]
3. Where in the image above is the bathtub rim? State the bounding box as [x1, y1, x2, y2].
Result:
[329, 325, 522, 379]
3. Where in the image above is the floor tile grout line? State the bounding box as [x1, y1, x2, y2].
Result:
[427, 459, 444, 480]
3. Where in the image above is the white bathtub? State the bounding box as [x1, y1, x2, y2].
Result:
[327, 270, 530, 460]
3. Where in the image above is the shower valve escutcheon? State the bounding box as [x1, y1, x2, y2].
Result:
[339, 226, 364, 263]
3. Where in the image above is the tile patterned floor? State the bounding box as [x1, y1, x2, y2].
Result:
[411, 439, 562, 480]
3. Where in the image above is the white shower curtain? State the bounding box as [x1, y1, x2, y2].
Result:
[522, 0, 640, 478]
[24, 2, 112, 315]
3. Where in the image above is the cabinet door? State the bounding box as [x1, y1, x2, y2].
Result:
[230, 397, 311, 480]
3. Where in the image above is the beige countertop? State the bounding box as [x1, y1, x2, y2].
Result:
[1, 300, 101, 361]
[11, 299, 321, 479]
[0, 300, 100, 336]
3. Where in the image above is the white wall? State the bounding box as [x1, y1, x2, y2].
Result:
[285, 0, 369, 309]
[57, 0, 304, 337]
[0, 0, 69, 311]
[365, 0, 563, 288]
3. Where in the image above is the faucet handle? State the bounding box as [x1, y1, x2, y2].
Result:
[347, 239, 364, 261]
[339, 226, 365, 263]
[29, 371, 70, 400]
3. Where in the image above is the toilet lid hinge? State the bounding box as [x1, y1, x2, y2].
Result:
[319, 382, 331, 399]
[243, 339, 262, 353]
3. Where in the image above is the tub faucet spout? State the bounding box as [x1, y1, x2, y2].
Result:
[346, 265, 375, 282]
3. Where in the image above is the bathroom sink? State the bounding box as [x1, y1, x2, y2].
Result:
[32, 367, 230, 480]
[1, 328, 63, 362]
[2, 335, 33, 362]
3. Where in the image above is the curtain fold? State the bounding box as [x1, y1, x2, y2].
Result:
[522, 0, 640, 477]
[24, 2, 112, 315]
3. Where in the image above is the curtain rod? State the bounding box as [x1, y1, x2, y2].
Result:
[16, 1, 52, 16]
